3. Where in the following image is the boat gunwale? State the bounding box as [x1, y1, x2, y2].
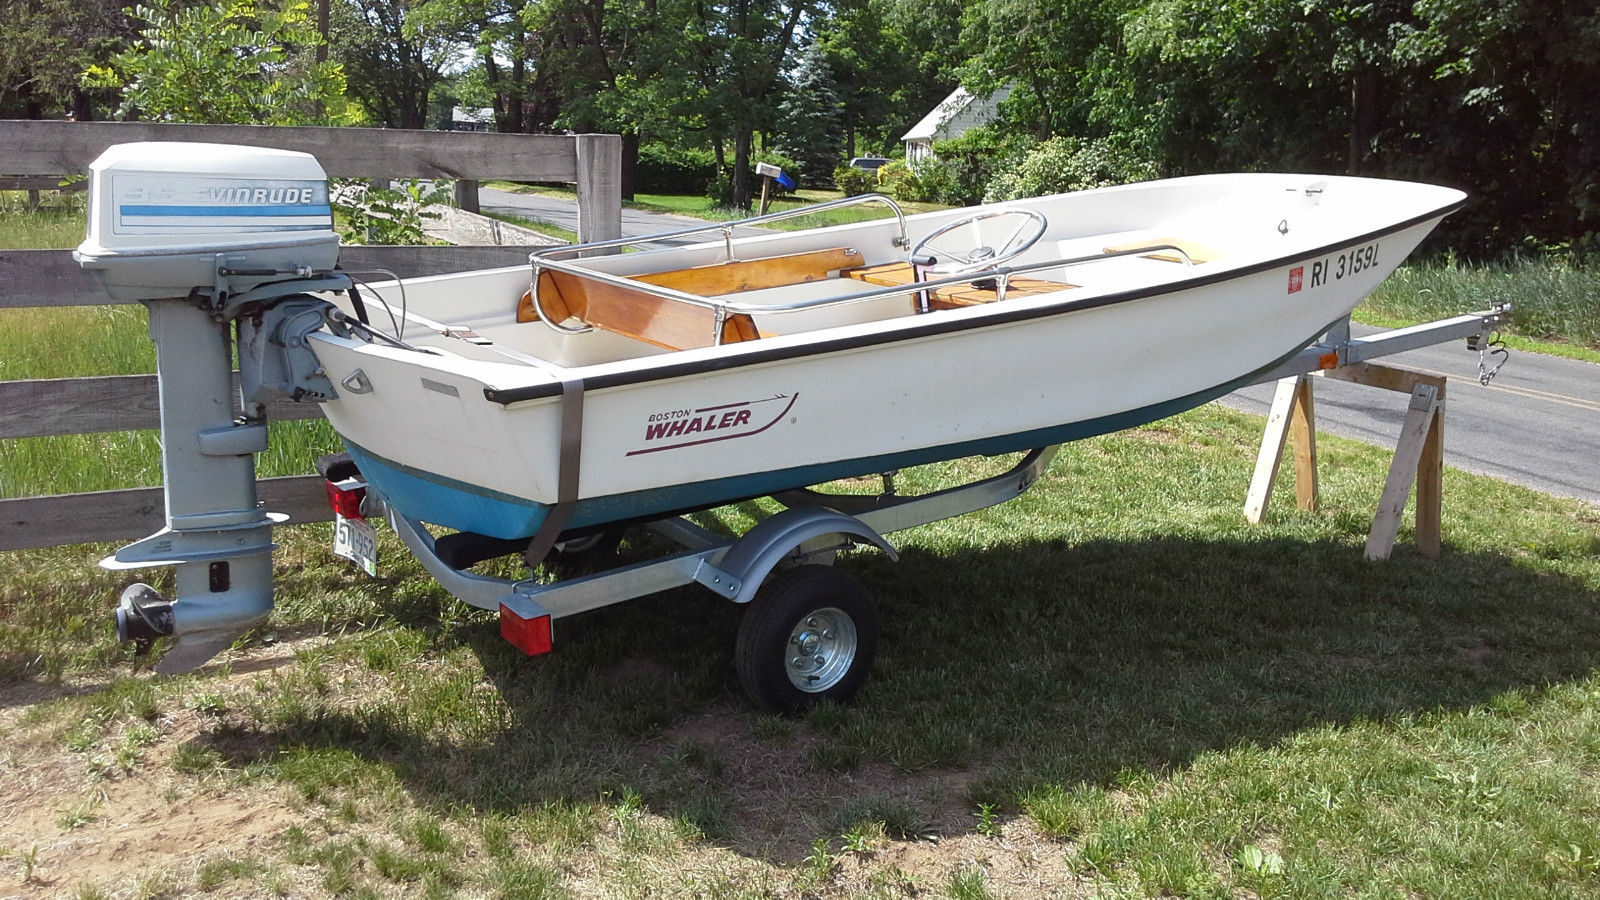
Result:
[477, 194, 1462, 406]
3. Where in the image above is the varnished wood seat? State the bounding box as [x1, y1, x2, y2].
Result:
[517, 247, 866, 350]
[841, 262, 1074, 310]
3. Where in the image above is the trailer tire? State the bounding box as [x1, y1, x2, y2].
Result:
[735, 565, 879, 714]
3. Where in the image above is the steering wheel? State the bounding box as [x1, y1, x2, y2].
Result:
[909, 207, 1048, 276]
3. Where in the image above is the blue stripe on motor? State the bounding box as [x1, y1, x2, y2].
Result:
[120, 204, 333, 217]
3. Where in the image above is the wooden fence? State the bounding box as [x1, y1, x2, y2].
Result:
[0, 121, 622, 551]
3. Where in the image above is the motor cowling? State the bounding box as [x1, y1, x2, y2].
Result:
[73, 142, 340, 303]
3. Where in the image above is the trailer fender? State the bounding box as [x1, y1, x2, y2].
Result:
[698, 506, 898, 605]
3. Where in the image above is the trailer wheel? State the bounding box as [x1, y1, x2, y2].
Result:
[735, 565, 879, 714]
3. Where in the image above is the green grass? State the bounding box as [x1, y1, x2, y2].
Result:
[6, 402, 1600, 896]
[478, 209, 578, 243]
[0, 190, 85, 249]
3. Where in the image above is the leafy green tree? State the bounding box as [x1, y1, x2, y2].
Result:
[331, 0, 463, 129]
[0, 0, 130, 119]
[87, 0, 356, 125]
[410, 0, 538, 132]
[695, 0, 817, 208]
[1396, 0, 1600, 253]
[812, 0, 925, 158]
[527, 0, 704, 195]
[962, 0, 1132, 141]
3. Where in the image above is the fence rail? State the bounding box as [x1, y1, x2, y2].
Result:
[0, 121, 621, 551]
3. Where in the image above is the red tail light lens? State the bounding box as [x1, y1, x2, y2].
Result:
[500, 603, 553, 656]
[324, 478, 367, 520]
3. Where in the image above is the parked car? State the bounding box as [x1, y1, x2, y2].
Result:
[848, 156, 891, 171]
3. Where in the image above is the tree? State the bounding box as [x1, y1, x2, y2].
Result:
[698, 0, 816, 208]
[811, 0, 922, 158]
[962, 0, 1132, 141]
[525, 0, 703, 195]
[411, 0, 539, 132]
[1396, 0, 1600, 253]
[88, 0, 355, 125]
[331, 0, 462, 129]
[777, 39, 845, 184]
[0, 0, 130, 119]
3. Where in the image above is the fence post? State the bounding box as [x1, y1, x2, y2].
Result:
[454, 179, 480, 213]
[574, 133, 623, 246]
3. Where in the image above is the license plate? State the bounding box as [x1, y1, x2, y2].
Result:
[333, 514, 378, 576]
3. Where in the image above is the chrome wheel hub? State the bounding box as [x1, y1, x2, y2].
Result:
[785, 607, 858, 693]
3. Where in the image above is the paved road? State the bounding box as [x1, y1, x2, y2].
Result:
[480, 189, 1600, 504]
[478, 186, 776, 247]
[1221, 326, 1600, 505]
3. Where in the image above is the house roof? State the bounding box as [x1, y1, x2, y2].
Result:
[900, 86, 1011, 142]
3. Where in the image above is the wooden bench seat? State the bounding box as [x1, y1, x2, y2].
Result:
[516, 247, 866, 351]
[842, 262, 1074, 310]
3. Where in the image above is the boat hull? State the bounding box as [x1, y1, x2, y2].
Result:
[304, 174, 1461, 540]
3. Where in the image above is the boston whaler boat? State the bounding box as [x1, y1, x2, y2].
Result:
[76, 143, 1474, 710]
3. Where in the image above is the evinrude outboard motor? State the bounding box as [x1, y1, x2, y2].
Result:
[74, 142, 348, 672]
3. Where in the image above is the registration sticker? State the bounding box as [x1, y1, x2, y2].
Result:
[334, 514, 378, 576]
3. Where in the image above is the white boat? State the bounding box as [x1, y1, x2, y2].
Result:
[71, 143, 1479, 700]
[302, 174, 1463, 547]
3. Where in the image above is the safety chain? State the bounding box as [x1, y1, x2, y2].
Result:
[1469, 331, 1509, 385]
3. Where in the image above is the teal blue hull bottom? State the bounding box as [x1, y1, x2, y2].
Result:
[342, 354, 1290, 541]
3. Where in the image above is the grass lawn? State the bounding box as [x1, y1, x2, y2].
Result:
[4, 190, 1600, 897]
[0, 190, 85, 249]
[477, 209, 578, 244]
[5, 409, 1600, 897]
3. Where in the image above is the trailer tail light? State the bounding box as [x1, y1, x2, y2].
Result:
[324, 477, 367, 520]
[500, 602, 553, 656]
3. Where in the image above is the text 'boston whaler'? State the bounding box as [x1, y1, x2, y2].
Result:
[75, 142, 1475, 710]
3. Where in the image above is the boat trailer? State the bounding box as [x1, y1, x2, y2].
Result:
[107, 279, 1508, 711]
[72, 144, 1510, 708]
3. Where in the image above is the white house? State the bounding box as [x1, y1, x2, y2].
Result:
[901, 85, 1012, 164]
[449, 107, 495, 132]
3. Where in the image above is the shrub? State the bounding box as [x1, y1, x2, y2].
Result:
[984, 136, 1158, 202]
[635, 144, 718, 195]
[928, 126, 1027, 206]
[877, 158, 961, 204]
[331, 179, 451, 245]
[875, 159, 914, 196]
[833, 165, 877, 197]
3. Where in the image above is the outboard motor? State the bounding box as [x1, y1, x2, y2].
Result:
[74, 142, 347, 672]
